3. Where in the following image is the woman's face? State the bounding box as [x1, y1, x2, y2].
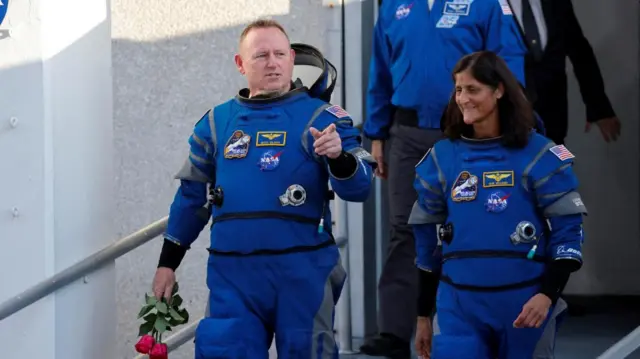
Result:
[454, 69, 502, 125]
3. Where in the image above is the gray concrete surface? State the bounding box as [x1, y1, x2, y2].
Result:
[111, 1, 333, 358]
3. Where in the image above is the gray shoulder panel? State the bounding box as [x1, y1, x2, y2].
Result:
[174, 158, 212, 182]
[522, 141, 555, 192]
[429, 147, 448, 195]
[408, 201, 446, 225]
[301, 103, 332, 161]
[207, 108, 218, 158]
[543, 191, 588, 217]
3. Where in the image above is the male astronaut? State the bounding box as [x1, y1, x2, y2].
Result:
[150, 19, 375, 358]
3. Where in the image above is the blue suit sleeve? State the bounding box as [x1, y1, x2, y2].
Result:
[308, 105, 375, 203]
[534, 111, 546, 136]
[484, 0, 527, 86]
[526, 141, 587, 271]
[164, 111, 217, 248]
[363, 14, 394, 140]
[409, 147, 448, 273]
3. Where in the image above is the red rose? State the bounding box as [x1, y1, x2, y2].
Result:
[134, 334, 155, 354]
[149, 343, 168, 359]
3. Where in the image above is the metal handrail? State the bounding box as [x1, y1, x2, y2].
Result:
[132, 236, 350, 358]
[0, 216, 169, 321]
[0, 206, 352, 356]
[596, 325, 640, 359]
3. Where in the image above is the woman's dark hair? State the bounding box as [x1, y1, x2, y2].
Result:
[443, 51, 535, 148]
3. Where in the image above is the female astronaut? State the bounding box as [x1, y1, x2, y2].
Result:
[409, 51, 586, 359]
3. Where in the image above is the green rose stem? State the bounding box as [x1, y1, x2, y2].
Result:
[136, 282, 191, 346]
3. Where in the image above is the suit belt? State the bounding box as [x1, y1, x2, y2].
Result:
[393, 107, 447, 130]
[206, 210, 335, 257]
[440, 249, 546, 292]
[393, 107, 420, 127]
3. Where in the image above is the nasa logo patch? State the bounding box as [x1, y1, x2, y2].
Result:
[451, 171, 478, 202]
[0, 0, 9, 27]
[395, 3, 414, 20]
[485, 190, 510, 213]
[257, 150, 283, 171]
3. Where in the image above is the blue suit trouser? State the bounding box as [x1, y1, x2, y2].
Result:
[432, 282, 554, 359]
[194, 245, 346, 359]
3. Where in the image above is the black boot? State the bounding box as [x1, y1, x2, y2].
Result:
[359, 333, 411, 358]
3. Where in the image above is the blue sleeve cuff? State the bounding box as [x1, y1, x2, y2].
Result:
[548, 214, 584, 267]
[413, 224, 442, 272]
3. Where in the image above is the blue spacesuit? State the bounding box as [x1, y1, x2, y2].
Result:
[365, 0, 527, 138]
[163, 45, 375, 358]
[409, 132, 586, 358]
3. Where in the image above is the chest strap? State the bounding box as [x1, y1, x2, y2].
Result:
[211, 211, 319, 225]
[208, 234, 335, 257]
[440, 274, 544, 292]
[442, 250, 546, 263]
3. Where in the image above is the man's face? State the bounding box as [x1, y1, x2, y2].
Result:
[235, 27, 295, 97]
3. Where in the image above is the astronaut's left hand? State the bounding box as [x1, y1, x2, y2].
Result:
[512, 293, 552, 329]
[310, 123, 342, 159]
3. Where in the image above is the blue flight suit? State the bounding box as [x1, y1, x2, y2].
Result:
[408, 133, 586, 358]
[164, 85, 375, 359]
[365, 0, 527, 138]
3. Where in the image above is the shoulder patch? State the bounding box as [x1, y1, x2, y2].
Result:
[416, 148, 432, 168]
[325, 104, 350, 119]
[549, 144, 575, 161]
[498, 0, 513, 15]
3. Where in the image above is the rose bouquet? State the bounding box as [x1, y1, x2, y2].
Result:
[134, 282, 190, 359]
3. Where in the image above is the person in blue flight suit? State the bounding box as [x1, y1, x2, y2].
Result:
[150, 19, 376, 359]
[361, 1, 527, 356]
[409, 51, 586, 359]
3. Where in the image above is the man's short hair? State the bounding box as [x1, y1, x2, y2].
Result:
[239, 18, 290, 44]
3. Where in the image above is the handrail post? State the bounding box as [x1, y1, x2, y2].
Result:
[334, 197, 355, 354]
[337, 242, 354, 354]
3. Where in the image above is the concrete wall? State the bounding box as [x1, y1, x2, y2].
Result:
[111, 1, 337, 358]
[562, 0, 640, 296]
[0, 0, 115, 358]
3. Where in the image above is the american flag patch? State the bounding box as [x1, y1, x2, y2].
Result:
[549, 145, 575, 161]
[325, 105, 350, 119]
[498, 0, 512, 15]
